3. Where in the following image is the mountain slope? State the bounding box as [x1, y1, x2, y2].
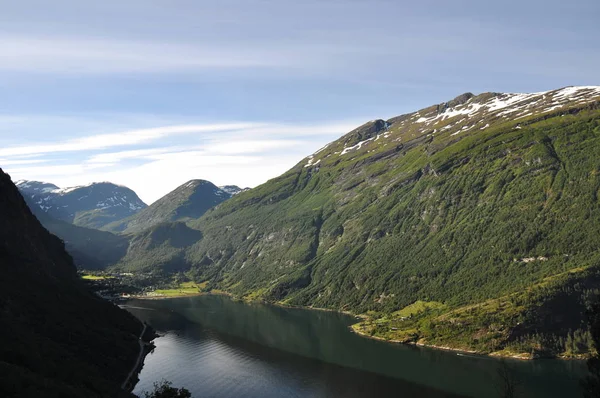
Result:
[0, 169, 145, 397]
[122, 86, 600, 356]
[219, 185, 249, 196]
[21, 195, 129, 270]
[103, 179, 230, 234]
[17, 180, 147, 229]
[115, 222, 203, 273]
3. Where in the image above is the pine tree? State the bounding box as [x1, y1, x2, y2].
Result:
[567, 331, 575, 355]
[581, 302, 600, 397]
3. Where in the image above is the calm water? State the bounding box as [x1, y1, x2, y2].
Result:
[125, 295, 586, 398]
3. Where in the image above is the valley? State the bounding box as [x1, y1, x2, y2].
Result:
[125, 294, 587, 398]
[0, 169, 152, 398]
[19, 86, 600, 362]
[3, 2, 598, 396]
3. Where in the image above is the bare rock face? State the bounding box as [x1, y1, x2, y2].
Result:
[343, 119, 388, 148]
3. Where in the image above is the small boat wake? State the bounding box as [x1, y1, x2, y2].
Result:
[456, 352, 494, 361]
[119, 305, 156, 311]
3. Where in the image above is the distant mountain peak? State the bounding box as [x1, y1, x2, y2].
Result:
[443, 92, 475, 110]
[181, 179, 213, 189]
[15, 180, 60, 193]
[219, 185, 249, 196]
[103, 179, 234, 234]
[410, 86, 600, 128]
[16, 179, 147, 229]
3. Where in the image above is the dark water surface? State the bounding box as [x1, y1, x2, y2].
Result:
[125, 295, 585, 398]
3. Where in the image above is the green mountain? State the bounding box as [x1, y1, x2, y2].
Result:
[0, 169, 146, 397]
[16, 180, 147, 229]
[114, 221, 203, 273]
[17, 179, 232, 272]
[103, 179, 231, 234]
[22, 195, 129, 270]
[120, 86, 600, 357]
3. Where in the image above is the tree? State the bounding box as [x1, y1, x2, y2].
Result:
[582, 301, 600, 397]
[495, 360, 521, 398]
[144, 380, 192, 398]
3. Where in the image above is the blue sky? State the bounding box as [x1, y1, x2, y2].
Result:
[1, 0, 598, 203]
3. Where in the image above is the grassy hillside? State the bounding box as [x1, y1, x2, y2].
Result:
[103, 180, 230, 234]
[113, 222, 203, 273]
[118, 88, 600, 357]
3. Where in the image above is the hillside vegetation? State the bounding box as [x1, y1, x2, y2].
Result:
[120, 87, 600, 357]
[0, 169, 144, 397]
[115, 222, 203, 273]
[103, 180, 230, 234]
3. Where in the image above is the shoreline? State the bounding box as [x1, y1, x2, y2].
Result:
[347, 327, 526, 360]
[256, 299, 587, 361]
[129, 290, 230, 300]
[348, 327, 490, 357]
[348, 318, 588, 361]
[122, 322, 156, 392]
[125, 291, 586, 362]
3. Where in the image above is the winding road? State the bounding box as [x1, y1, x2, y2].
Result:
[121, 323, 148, 390]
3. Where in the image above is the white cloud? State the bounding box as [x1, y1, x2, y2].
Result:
[0, 123, 259, 157]
[0, 158, 48, 166]
[117, 153, 299, 202]
[227, 123, 363, 138]
[8, 164, 87, 177]
[6, 150, 309, 203]
[203, 139, 304, 155]
[85, 147, 187, 164]
[0, 35, 356, 75]
[0, 37, 276, 74]
[1, 118, 359, 203]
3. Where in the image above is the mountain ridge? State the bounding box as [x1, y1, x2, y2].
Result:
[21, 194, 130, 270]
[0, 168, 144, 397]
[300, 85, 600, 168]
[114, 85, 600, 358]
[15, 178, 244, 271]
[16, 180, 147, 229]
[219, 185, 249, 196]
[102, 179, 232, 234]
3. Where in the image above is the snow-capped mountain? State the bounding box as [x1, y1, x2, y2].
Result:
[111, 85, 600, 359]
[103, 179, 232, 234]
[16, 180, 147, 229]
[305, 86, 600, 165]
[219, 185, 250, 196]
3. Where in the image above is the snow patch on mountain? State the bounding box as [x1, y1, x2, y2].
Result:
[219, 185, 248, 195]
[415, 86, 600, 130]
[340, 136, 377, 156]
[294, 86, 600, 169]
[16, 180, 147, 227]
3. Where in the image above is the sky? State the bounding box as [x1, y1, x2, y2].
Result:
[0, 0, 599, 203]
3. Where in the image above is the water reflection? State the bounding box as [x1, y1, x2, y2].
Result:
[125, 295, 585, 398]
